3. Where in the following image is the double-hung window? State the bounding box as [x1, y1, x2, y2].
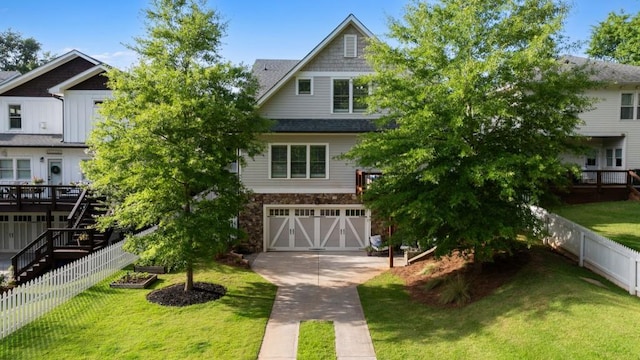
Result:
[332, 78, 369, 113]
[0, 158, 31, 181]
[8, 104, 21, 129]
[270, 144, 327, 179]
[621, 93, 640, 120]
[605, 148, 623, 167]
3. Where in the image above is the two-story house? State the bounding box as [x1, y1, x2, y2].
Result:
[239, 14, 383, 252]
[0, 50, 110, 251]
[561, 56, 640, 176]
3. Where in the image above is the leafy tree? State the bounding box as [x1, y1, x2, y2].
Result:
[587, 11, 640, 65]
[344, 0, 594, 263]
[84, 0, 271, 291]
[0, 29, 53, 73]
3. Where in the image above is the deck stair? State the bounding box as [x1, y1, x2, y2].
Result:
[11, 189, 117, 285]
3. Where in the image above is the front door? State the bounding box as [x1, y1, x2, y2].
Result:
[48, 159, 62, 185]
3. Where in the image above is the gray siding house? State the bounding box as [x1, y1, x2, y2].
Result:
[240, 14, 383, 252]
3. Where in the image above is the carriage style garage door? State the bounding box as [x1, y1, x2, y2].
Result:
[265, 205, 370, 251]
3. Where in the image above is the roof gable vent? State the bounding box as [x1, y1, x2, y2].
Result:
[344, 34, 357, 58]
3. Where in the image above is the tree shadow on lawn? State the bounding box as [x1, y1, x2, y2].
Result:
[358, 246, 639, 348]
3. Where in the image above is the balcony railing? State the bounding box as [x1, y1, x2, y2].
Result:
[0, 184, 81, 209]
[572, 170, 632, 187]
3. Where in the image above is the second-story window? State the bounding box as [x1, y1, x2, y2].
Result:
[297, 78, 312, 95]
[8, 104, 21, 129]
[621, 93, 639, 120]
[332, 78, 369, 113]
[0, 158, 31, 180]
[269, 144, 328, 179]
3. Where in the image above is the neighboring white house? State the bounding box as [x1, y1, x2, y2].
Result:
[562, 56, 640, 176]
[0, 50, 111, 251]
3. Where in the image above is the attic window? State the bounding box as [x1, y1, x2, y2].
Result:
[344, 35, 357, 58]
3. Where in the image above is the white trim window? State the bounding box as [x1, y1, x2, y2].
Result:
[0, 158, 31, 181]
[332, 78, 368, 113]
[605, 148, 623, 167]
[620, 92, 640, 120]
[344, 34, 357, 58]
[296, 78, 313, 95]
[8, 104, 21, 129]
[269, 144, 328, 179]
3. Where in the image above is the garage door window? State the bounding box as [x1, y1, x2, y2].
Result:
[269, 144, 328, 179]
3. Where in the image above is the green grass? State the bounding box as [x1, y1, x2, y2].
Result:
[297, 320, 336, 360]
[359, 245, 640, 359]
[0, 261, 276, 360]
[552, 201, 640, 251]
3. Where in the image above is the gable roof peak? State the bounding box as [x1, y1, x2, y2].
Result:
[255, 14, 375, 105]
[0, 49, 103, 95]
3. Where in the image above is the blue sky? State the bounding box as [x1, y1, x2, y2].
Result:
[1, 0, 639, 70]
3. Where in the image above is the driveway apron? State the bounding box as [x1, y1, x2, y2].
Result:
[251, 252, 390, 360]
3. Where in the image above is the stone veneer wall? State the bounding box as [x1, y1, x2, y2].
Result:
[238, 193, 388, 252]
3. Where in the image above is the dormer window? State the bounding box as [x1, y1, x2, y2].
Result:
[344, 34, 357, 58]
[8, 104, 21, 129]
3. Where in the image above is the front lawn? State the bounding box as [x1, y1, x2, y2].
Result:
[0, 261, 276, 359]
[359, 245, 640, 359]
[552, 201, 640, 251]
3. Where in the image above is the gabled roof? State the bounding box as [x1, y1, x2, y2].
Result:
[252, 60, 298, 99]
[0, 50, 102, 94]
[0, 71, 20, 84]
[563, 55, 640, 84]
[255, 14, 375, 105]
[48, 64, 110, 96]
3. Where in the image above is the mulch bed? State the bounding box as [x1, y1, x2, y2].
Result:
[390, 250, 531, 308]
[147, 282, 227, 307]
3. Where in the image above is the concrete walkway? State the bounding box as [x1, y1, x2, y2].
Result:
[251, 252, 393, 360]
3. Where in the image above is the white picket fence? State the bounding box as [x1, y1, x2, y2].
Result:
[0, 241, 138, 339]
[535, 206, 640, 296]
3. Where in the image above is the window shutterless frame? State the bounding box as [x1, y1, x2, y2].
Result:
[269, 144, 329, 179]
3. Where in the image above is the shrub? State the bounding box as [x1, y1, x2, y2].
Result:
[439, 275, 471, 305]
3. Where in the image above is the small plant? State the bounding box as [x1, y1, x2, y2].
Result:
[439, 274, 471, 305]
[419, 263, 438, 275]
[31, 177, 44, 184]
[422, 277, 444, 291]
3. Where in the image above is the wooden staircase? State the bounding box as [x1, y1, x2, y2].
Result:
[11, 189, 118, 285]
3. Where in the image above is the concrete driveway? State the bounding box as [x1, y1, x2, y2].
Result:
[251, 251, 393, 360]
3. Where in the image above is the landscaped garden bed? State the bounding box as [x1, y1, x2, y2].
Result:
[109, 272, 158, 289]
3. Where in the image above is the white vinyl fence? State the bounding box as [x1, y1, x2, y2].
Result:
[535, 206, 640, 296]
[0, 241, 138, 339]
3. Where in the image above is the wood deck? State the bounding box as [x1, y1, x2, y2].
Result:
[0, 185, 81, 212]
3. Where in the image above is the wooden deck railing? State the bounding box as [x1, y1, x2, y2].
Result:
[0, 184, 81, 210]
[572, 170, 633, 187]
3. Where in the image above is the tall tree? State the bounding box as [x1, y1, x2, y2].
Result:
[344, 0, 594, 263]
[587, 11, 640, 65]
[84, 0, 270, 291]
[0, 29, 53, 72]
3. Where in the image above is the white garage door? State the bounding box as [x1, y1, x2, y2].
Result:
[0, 213, 67, 252]
[265, 205, 370, 251]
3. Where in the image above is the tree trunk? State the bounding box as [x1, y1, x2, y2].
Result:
[184, 264, 193, 292]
